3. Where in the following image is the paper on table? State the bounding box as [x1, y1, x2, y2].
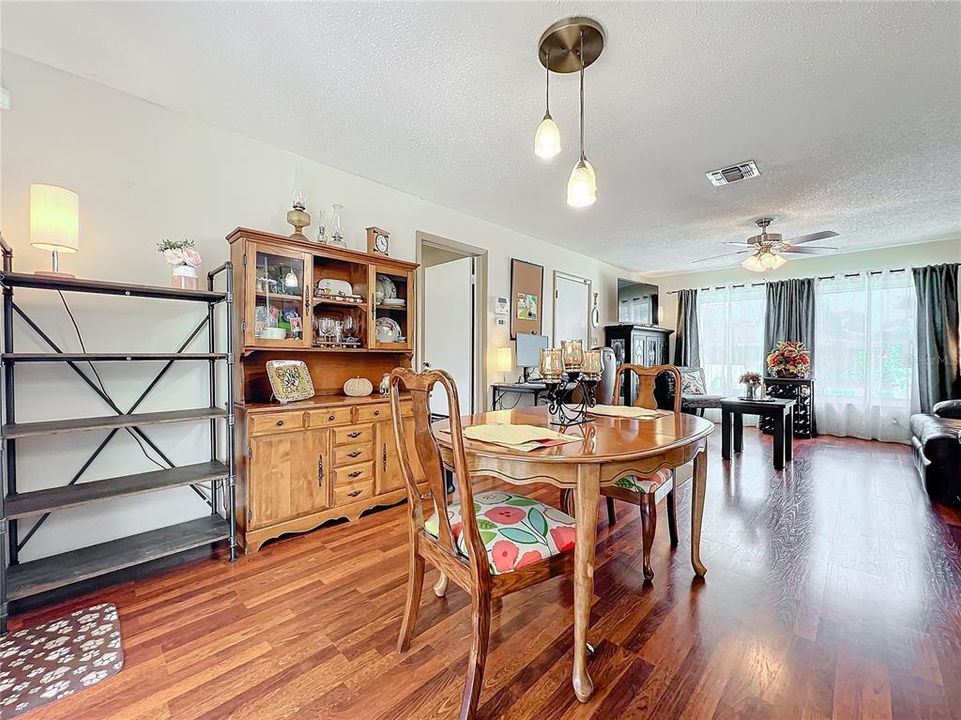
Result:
[586, 404, 667, 420]
[462, 423, 579, 446]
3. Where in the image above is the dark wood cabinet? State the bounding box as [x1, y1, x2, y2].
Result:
[604, 325, 674, 405]
[759, 377, 816, 437]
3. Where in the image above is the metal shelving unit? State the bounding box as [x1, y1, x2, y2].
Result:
[0, 237, 237, 632]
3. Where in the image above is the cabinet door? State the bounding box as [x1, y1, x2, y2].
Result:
[371, 266, 414, 351]
[247, 428, 329, 528]
[375, 418, 423, 495]
[245, 242, 312, 349]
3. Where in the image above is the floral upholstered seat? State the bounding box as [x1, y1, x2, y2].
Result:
[612, 467, 673, 494]
[424, 491, 576, 575]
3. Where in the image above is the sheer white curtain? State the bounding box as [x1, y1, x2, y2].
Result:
[814, 271, 919, 443]
[698, 286, 766, 420]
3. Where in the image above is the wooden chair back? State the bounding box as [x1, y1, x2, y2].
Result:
[389, 368, 489, 579]
[612, 364, 682, 414]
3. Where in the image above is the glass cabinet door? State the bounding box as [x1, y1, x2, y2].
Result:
[370, 266, 413, 351]
[246, 243, 311, 348]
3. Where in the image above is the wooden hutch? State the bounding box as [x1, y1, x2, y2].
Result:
[227, 228, 425, 553]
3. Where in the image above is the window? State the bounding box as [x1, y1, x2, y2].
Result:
[814, 271, 918, 442]
[698, 285, 766, 399]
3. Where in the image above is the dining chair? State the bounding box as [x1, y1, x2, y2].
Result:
[564, 363, 682, 580]
[389, 367, 578, 720]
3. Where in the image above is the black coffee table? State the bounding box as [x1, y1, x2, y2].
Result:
[721, 397, 796, 469]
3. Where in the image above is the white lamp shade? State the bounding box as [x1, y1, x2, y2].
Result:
[741, 253, 765, 272]
[567, 158, 597, 208]
[30, 184, 79, 253]
[495, 346, 513, 373]
[534, 113, 561, 159]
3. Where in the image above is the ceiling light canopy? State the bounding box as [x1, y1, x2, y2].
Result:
[534, 17, 605, 209]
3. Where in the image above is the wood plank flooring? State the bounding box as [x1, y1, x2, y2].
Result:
[10, 429, 961, 719]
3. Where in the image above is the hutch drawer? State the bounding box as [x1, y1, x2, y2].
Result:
[249, 410, 305, 435]
[333, 424, 374, 446]
[333, 444, 373, 465]
[333, 461, 374, 485]
[334, 479, 375, 505]
[307, 407, 353, 427]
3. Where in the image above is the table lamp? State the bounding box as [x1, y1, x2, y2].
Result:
[495, 346, 513, 381]
[30, 184, 79, 278]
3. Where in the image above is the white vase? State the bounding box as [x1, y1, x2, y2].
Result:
[171, 264, 200, 290]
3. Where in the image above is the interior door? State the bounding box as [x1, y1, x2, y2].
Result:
[554, 273, 591, 347]
[423, 256, 474, 416]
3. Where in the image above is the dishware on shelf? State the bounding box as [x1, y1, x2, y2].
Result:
[261, 327, 287, 340]
[265, 359, 315, 404]
[382, 298, 406, 307]
[316, 278, 354, 298]
[375, 316, 402, 343]
[376, 274, 397, 301]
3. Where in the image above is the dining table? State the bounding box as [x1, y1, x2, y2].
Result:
[431, 405, 714, 703]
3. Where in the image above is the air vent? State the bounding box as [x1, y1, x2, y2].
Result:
[705, 160, 760, 187]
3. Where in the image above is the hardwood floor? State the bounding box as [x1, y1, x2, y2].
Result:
[10, 428, 961, 719]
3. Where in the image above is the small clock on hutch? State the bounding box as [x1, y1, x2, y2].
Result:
[366, 226, 390, 256]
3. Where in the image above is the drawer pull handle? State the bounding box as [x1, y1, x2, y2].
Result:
[348, 489, 362, 498]
[348, 470, 363, 478]
[328, 415, 336, 421]
[383, 444, 387, 471]
[374, 410, 381, 416]
[347, 450, 361, 458]
[347, 431, 362, 438]
[317, 455, 324, 487]
[276, 420, 284, 427]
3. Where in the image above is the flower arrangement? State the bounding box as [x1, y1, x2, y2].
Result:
[157, 238, 202, 268]
[738, 371, 762, 388]
[767, 340, 811, 378]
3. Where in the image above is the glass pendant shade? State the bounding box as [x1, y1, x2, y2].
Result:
[741, 253, 765, 272]
[567, 157, 597, 208]
[534, 112, 561, 158]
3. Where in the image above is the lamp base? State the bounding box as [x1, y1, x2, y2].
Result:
[34, 270, 75, 279]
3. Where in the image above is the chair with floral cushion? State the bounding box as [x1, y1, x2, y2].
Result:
[389, 367, 577, 720]
[603, 363, 683, 580]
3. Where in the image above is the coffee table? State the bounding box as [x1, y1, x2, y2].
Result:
[721, 397, 796, 469]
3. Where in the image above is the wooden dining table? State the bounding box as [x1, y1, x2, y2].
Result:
[432, 405, 714, 703]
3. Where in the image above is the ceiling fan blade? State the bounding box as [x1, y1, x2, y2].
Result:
[785, 230, 839, 245]
[724, 241, 754, 247]
[782, 245, 837, 255]
[691, 250, 753, 264]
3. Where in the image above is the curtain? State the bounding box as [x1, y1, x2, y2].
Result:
[764, 278, 816, 368]
[698, 285, 766, 418]
[673, 288, 700, 367]
[912, 263, 960, 413]
[814, 271, 918, 442]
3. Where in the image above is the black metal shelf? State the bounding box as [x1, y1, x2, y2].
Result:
[6, 461, 229, 519]
[0, 272, 226, 303]
[7, 515, 230, 600]
[2, 352, 227, 363]
[2, 407, 227, 439]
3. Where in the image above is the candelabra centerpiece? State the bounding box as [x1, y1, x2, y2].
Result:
[539, 342, 603, 426]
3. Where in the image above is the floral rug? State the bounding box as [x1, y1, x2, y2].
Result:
[0, 603, 124, 719]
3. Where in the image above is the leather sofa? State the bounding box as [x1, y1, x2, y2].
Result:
[910, 400, 961, 506]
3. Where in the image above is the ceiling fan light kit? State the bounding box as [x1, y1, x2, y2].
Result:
[694, 217, 841, 272]
[534, 17, 605, 208]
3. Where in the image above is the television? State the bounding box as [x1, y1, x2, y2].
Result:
[617, 279, 659, 325]
[515, 333, 549, 381]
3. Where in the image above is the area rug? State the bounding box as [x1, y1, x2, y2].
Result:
[0, 603, 124, 719]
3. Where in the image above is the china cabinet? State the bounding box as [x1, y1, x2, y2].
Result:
[227, 227, 424, 552]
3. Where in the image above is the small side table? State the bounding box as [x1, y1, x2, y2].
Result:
[721, 397, 796, 470]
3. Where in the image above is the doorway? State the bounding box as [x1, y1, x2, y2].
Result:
[553, 271, 592, 347]
[417, 232, 487, 417]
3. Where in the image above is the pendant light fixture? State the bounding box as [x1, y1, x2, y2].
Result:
[536, 17, 605, 208]
[533, 50, 561, 159]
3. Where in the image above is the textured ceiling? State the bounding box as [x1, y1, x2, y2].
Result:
[3, 1, 959, 272]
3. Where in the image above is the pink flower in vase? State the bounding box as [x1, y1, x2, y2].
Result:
[162, 248, 185, 266]
[181, 249, 202, 268]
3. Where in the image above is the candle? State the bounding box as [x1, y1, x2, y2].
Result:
[581, 350, 602, 377]
[539, 348, 563, 379]
[561, 339, 584, 370]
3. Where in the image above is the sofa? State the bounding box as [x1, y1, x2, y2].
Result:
[910, 400, 961, 506]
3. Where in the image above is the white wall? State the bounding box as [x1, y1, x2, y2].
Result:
[0, 53, 629, 559]
[651, 238, 961, 358]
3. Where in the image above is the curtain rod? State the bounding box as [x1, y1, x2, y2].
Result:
[665, 267, 908, 294]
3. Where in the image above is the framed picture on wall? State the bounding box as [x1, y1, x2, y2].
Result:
[510, 258, 544, 339]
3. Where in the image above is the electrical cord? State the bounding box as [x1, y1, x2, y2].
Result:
[58, 291, 166, 470]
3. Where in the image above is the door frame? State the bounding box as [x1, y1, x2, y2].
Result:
[552, 270, 593, 347]
[415, 231, 487, 414]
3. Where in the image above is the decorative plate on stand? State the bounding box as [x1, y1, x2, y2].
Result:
[266, 359, 315, 403]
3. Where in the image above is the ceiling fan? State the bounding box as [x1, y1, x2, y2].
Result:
[693, 218, 839, 272]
